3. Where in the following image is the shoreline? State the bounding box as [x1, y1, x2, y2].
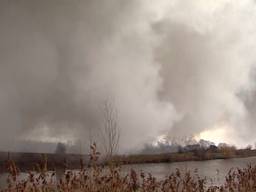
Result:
[112, 149, 256, 165]
[0, 149, 256, 171]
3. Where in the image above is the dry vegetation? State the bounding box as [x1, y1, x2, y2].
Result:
[112, 145, 256, 165]
[2, 143, 256, 192]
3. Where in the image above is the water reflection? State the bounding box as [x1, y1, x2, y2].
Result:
[0, 156, 256, 188]
[122, 156, 256, 186]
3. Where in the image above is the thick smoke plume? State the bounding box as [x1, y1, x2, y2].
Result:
[0, 0, 256, 152]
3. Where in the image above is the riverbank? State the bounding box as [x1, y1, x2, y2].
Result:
[0, 152, 87, 171]
[2, 153, 256, 191]
[112, 149, 256, 165]
[1, 148, 256, 171]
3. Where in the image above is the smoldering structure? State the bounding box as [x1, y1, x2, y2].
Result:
[0, 0, 256, 152]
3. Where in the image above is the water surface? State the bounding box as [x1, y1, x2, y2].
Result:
[122, 156, 256, 186]
[1, 156, 256, 187]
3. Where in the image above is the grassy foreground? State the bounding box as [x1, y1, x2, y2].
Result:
[2, 144, 256, 192]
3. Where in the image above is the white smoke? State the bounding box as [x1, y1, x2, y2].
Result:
[156, 0, 256, 147]
[0, 0, 256, 152]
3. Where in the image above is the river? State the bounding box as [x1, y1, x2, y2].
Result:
[1, 156, 256, 188]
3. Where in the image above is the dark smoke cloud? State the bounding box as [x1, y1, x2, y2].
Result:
[0, 0, 256, 152]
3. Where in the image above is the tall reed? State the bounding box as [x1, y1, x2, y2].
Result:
[2, 143, 256, 192]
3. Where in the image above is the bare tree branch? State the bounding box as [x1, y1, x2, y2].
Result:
[100, 100, 120, 159]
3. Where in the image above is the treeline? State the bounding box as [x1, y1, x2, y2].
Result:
[112, 142, 256, 164]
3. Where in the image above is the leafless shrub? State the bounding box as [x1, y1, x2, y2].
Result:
[100, 100, 120, 159]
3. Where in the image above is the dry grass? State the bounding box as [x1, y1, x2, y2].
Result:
[2, 143, 256, 192]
